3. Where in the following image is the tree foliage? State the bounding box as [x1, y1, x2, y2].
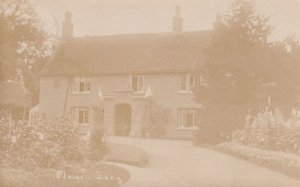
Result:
[0, 0, 51, 81]
[194, 0, 300, 144]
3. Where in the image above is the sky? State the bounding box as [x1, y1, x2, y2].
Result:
[34, 0, 300, 41]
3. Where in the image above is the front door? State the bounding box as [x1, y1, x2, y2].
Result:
[114, 104, 132, 136]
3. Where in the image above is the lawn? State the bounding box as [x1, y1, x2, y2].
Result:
[105, 143, 149, 167]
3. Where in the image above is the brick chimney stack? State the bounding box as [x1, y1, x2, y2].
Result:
[62, 11, 73, 41]
[172, 6, 183, 32]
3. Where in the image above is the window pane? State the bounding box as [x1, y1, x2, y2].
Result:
[180, 75, 186, 90]
[190, 73, 201, 88]
[84, 110, 89, 123]
[182, 111, 187, 126]
[196, 74, 201, 85]
[79, 79, 85, 92]
[132, 76, 138, 91]
[178, 109, 197, 128]
[178, 111, 184, 127]
[186, 112, 194, 127]
[138, 76, 143, 91]
[190, 74, 194, 86]
[79, 110, 84, 124]
[71, 77, 79, 92]
[85, 79, 91, 91]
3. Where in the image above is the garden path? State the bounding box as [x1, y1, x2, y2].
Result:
[107, 136, 300, 187]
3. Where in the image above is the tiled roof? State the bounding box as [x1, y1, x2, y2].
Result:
[41, 31, 211, 76]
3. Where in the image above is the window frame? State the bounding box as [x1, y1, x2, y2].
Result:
[130, 75, 144, 93]
[190, 73, 201, 89]
[70, 107, 89, 125]
[29, 112, 40, 126]
[178, 73, 203, 93]
[70, 77, 91, 94]
[177, 108, 199, 129]
[179, 74, 188, 91]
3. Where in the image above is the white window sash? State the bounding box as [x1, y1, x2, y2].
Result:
[178, 109, 197, 128]
[179, 75, 187, 91]
[131, 75, 144, 92]
[70, 77, 91, 93]
[70, 107, 89, 124]
[137, 76, 144, 92]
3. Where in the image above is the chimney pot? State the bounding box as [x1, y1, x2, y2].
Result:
[172, 6, 183, 32]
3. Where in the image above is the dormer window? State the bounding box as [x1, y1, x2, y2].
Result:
[130, 75, 144, 92]
[70, 77, 91, 94]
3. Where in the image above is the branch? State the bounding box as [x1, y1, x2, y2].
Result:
[0, 0, 14, 20]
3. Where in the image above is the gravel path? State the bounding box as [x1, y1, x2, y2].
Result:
[107, 136, 300, 187]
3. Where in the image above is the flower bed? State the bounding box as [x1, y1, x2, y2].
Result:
[0, 115, 127, 187]
[1, 162, 130, 187]
[217, 142, 300, 179]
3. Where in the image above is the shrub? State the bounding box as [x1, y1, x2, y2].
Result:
[232, 105, 300, 154]
[0, 114, 106, 170]
[145, 104, 171, 138]
[89, 127, 108, 161]
[218, 142, 300, 179]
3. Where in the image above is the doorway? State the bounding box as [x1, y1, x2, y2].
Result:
[114, 104, 132, 136]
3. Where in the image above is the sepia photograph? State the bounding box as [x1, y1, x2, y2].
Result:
[0, 0, 300, 186]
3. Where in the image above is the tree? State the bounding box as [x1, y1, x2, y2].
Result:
[0, 0, 51, 82]
[269, 37, 300, 112]
[0, 0, 53, 109]
[194, 0, 288, 144]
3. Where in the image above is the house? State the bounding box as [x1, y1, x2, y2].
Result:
[35, 8, 211, 139]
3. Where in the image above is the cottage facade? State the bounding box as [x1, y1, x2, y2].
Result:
[35, 9, 211, 139]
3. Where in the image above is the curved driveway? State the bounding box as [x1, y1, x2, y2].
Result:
[107, 136, 300, 187]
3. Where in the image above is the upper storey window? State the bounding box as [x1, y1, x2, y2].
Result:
[190, 73, 201, 89]
[70, 77, 91, 94]
[178, 73, 202, 92]
[179, 74, 188, 91]
[130, 75, 144, 92]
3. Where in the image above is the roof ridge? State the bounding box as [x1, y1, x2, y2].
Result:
[71, 30, 212, 41]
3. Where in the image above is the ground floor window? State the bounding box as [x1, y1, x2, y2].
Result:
[71, 107, 89, 124]
[177, 108, 199, 128]
[29, 112, 40, 125]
